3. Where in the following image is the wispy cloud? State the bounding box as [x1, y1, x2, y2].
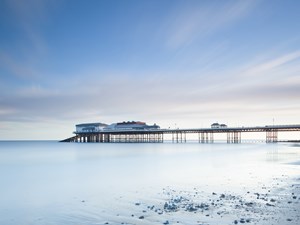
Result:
[1, 45, 299, 126]
[164, 1, 257, 49]
[242, 50, 300, 77]
[1, 61, 298, 124]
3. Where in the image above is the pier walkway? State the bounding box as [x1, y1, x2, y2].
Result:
[61, 124, 300, 143]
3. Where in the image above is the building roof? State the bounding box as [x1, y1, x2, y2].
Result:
[76, 123, 108, 127]
[116, 121, 146, 125]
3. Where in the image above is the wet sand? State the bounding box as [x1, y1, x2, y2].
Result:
[1, 141, 300, 225]
[98, 175, 300, 225]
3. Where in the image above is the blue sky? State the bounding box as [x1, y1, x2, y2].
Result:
[0, 0, 300, 140]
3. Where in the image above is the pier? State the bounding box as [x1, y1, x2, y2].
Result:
[61, 124, 300, 143]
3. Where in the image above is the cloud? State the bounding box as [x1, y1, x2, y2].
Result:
[1, 47, 299, 127]
[242, 50, 300, 77]
[164, 1, 257, 49]
[16, 85, 61, 98]
[1, 64, 298, 124]
[1, 57, 299, 139]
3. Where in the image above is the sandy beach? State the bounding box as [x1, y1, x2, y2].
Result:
[89, 170, 300, 225]
[59, 143, 300, 225]
[0, 141, 299, 225]
[120, 176, 300, 225]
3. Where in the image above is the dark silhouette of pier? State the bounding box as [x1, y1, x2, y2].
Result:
[61, 124, 300, 143]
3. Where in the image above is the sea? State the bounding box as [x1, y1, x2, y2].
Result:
[0, 141, 299, 225]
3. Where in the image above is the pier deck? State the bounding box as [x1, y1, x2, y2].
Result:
[61, 124, 300, 143]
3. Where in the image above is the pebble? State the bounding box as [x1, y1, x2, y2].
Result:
[245, 202, 254, 207]
[142, 187, 300, 225]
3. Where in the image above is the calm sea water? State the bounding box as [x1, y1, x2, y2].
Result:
[0, 141, 299, 225]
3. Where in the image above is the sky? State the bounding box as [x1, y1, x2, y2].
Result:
[0, 0, 300, 140]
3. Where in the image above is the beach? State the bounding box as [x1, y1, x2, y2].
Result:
[0, 141, 299, 225]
